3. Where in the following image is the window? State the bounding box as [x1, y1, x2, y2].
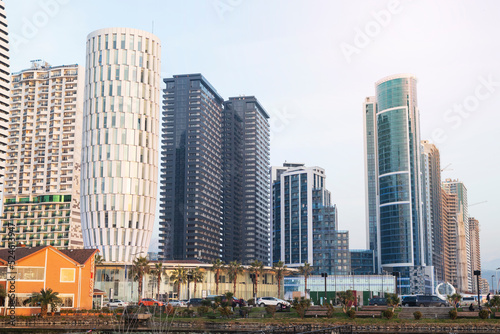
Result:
[59, 295, 74, 308]
[60, 268, 76, 282]
[16, 267, 44, 280]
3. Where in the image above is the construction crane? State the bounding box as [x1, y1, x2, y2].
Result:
[469, 201, 488, 207]
[441, 163, 453, 172]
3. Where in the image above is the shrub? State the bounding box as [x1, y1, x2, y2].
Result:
[449, 309, 458, 320]
[247, 298, 255, 306]
[201, 299, 212, 307]
[292, 297, 311, 319]
[265, 305, 277, 318]
[182, 309, 195, 317]
[325, 303, 336, 318]
[218, 306, 233, 318]
[166, 304, 174, 315]
[101, 307, 111, 313]
[413, 311, 422, 320]
[197, 306, 210, 316]
[115, 307, 124, 313]
[382, 309, 394, 319]
[346, 309, 356, 319]
[479, 309, 489, 319]
[239, 307, 250, 318]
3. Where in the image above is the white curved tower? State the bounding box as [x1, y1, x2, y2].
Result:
[81, 28, 161, 263]
[0, 1, 10, 195]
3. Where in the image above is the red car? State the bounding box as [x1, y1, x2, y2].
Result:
[138, 298, 164, 307]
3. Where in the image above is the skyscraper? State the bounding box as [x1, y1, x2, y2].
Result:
[0, 61, 84, 249]
[364, 74, 430, 294]
[81, 28, 161, 263]
[159, 74, 224, 262]
[224, 97, 270, 265]
[271, 163, 350, 274]
[0, 0, 9, 202]
[363, 96, 378, 271]
[421, 140, 444, 282]
[442, 188, 459, 288]
[442, 178, 471, 292]
[469, 217, 481, 294]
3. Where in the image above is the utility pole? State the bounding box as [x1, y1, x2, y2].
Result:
[321, 273, 328, 305]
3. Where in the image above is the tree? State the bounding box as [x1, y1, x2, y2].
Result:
[249, 260, 264, 299]
[298, 262, 313, 298]
[226, 261, 243, 296]
[188, 267, 205, 298]
[385, 293, 400, 312]
[211, 259, 225, 296]
[0, 285, 6, 307]
[273, 261, 289, 299]
[488, 295, 500, 312]
[337, 290, 355, 313]
[129, 256, 150, 300]
[170, 266, 187, 300]
[30, 288, 62, 317]
[447, 293, 462, 310]
[151, 263, 164, 299]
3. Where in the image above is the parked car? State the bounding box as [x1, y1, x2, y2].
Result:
[402, 295, 448, 307]
[368, 297, 387, 306]
[104, 299, 128, 308]
[168, 299, 187, 307]
[187, 298, 204, 307]
[204, 295, 244, 307]
[256, 297, 291, 309]
[401, 296, 417, 307]
[138, 298, 164, 307]
[415, 295, 449, 307]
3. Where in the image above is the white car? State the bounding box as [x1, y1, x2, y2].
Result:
[256, 297, 290, 308]
[168, 299, 187, 307]
[105, 299, 128, 308]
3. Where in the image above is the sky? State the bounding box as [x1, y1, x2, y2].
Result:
[6, 0, 500, 268]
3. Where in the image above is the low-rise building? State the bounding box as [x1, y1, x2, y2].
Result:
[0, 245, 98, 315]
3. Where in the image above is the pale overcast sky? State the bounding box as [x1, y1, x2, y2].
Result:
[6, 0, 500, 267]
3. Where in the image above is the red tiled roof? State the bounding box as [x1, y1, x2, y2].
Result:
[59, 249, 99, 265]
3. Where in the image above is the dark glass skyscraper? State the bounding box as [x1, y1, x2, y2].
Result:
[223, 97, 270, 264]
[159, 74, 224, 262]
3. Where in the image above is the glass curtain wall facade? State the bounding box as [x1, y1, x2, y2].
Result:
[272, 164, 350, 274]
[159, 74, 224, 262]
[82, 28, 161, 263]
[365, 74, 428, 294]
[0, 62, 84, 249]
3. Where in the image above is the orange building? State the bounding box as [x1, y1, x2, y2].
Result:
[0, 246, 98, 315]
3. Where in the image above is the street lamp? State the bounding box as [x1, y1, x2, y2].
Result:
[492, 275, 495, 294]
[474, 270, 481, 307]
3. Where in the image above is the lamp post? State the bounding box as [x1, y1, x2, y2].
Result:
[492, 275, 495, 294]
[321, 273, 328, 305]
[474, 270, 481, 307]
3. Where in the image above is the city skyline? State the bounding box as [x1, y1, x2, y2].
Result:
[5, 0, 499, 265]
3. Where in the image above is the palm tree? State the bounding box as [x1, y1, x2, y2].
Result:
[249, 260, 264, 299]
[170, 266, 187, 300]
[30, 288, 62, 317]
[227, 261, 244, 296]
[94, 254, 103, 285]
[129, 256, 150, 300]
[188, 267, 205, 298]
[211, 259, 225, 295]
[151, 263, 164, 299]
[273, 261, 289, 299]
[298, 262, 313, 298]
